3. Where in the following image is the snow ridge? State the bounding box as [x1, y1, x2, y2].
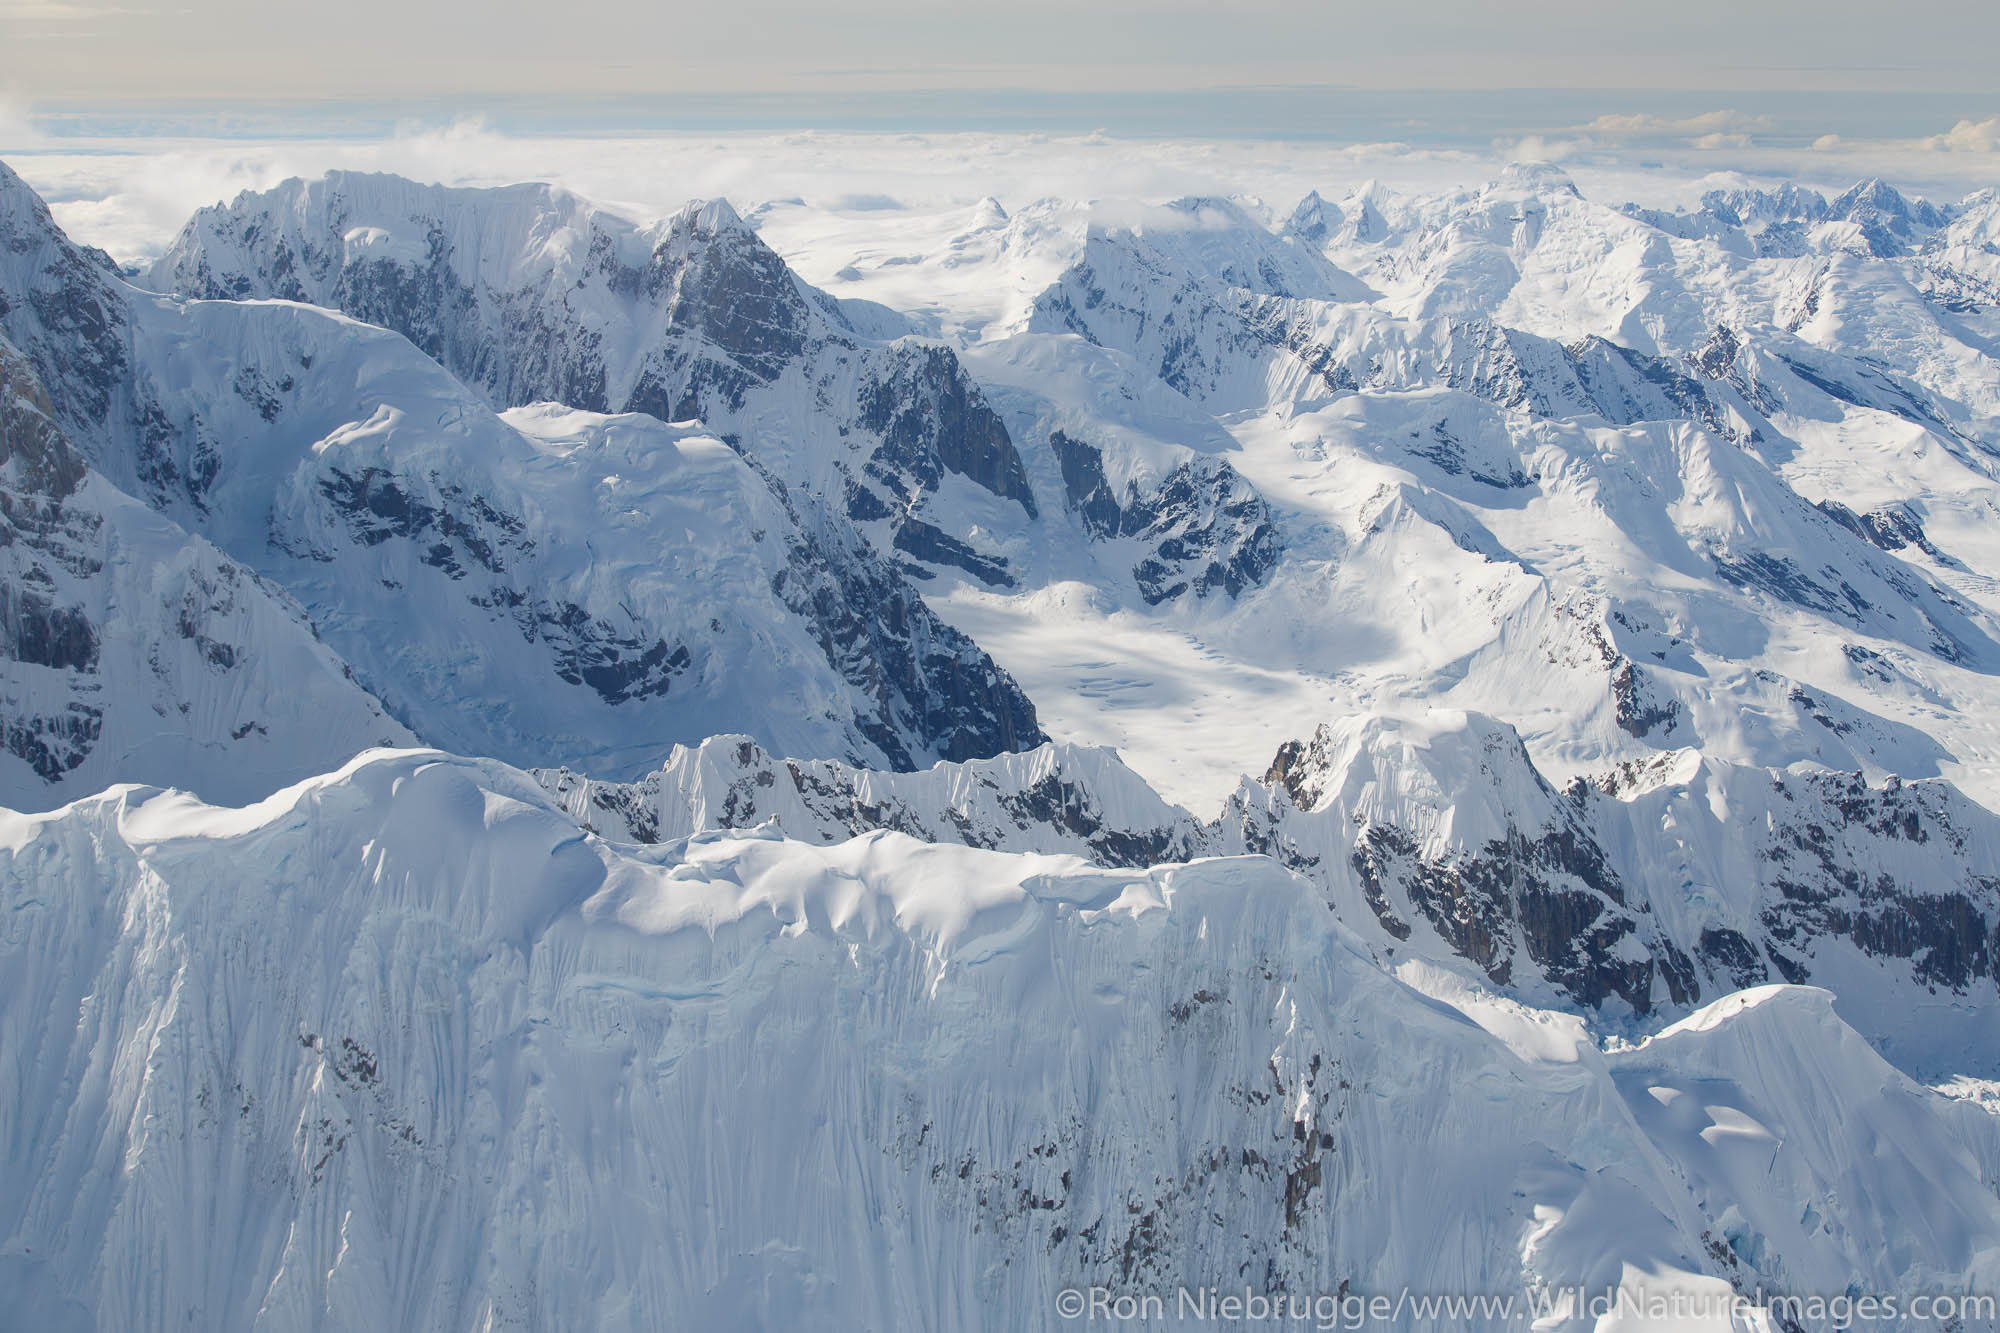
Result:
[6, 748, 1998, 1331]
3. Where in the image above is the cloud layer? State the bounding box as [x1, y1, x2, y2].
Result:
[3, 114, 1996, 269]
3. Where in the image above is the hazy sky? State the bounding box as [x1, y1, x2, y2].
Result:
[5, 0, 1999, 105]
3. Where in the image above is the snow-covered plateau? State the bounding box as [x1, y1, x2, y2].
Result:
[6, 150, 2000, 1329]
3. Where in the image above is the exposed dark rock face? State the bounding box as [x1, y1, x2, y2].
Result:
[0, 333, 87, 506]
[891, 516, 1014, 587]
[1348, 820, 1666, 1012]
[1, 336, 105, 779]
[537, 733, 1196, 862]
[640, 204, 816, 385]
[1814, 498, 1951, 563]
[309, 463, 696, 709]
[1401, 421, 1532, 489]
[767, 500, 1044, 767]
[1563, 335, 1740, 439]
[859, 342, 1037, 516]
[1750, 769, 2000, 993]
[0, 162, 129, 441]
[1609, 660, 1681, 739]
[1050, 430, 1281, 604]
[1688, 324, 1744, 380]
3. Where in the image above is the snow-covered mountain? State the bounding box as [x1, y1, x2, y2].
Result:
[5, 749, 1998, 1331]
[0, 161, 1044, 784]
[0, 331, 410, 810]
[149, 173, 1044, 589]
[537, 713, 2000, 1077]
[757, 169, 2000, 821]
[9, 147, 2000, 1330]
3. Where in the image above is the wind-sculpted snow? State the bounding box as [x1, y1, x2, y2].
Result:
[5, 748, 1999, 1332]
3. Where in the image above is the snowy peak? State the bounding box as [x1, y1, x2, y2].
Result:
[687, 195, 746, 233]
[1242, 708, 2000, 1055]
[1489, 160, 1583, 199]
[1242, 710, 1673, 1015]
[1280, 189, 1337, 247]
[1263, 709, 1559, 832]
[1079, 194, 1374, 305]
[1654, 177, 1954, 259]
[0, 159, 136, 458]
[149, 170, 1044, 583]
[0, 164, 1051, 786]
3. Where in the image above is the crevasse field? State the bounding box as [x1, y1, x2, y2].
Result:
[4, 123, 2000, 1330]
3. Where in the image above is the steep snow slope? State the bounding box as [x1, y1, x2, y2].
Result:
[0, 161, 1044, 779]
[0, 333, 410, 811]
[4, 748, 1996, 1332]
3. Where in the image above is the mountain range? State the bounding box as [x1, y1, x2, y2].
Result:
[6, 154, 2000, 1330]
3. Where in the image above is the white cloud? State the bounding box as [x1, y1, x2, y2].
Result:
[8, 119, 2000, 272]
[1493, 135, 1585, 163]
[7, 126, 1452, 265]
[1922, 116, 2000, 152]
[1690, 132, 1755, 151]
[1575, 110, 1769, 137]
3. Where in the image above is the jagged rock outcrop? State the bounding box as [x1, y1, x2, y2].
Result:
[538, 732, 1201, 859]
[1049, 429, 1281, 603]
